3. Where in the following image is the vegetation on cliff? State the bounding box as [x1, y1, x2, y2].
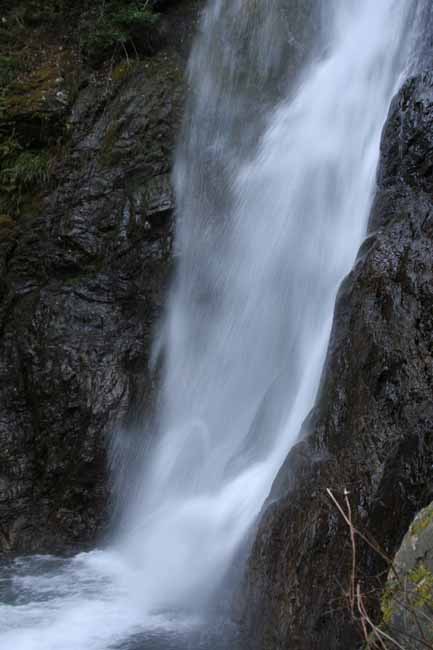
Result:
[0, 0, 163, 226]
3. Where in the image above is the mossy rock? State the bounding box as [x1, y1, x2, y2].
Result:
[3, 64, 66, 118]
[1, 60, 70, 146]
[111, 61, 136, 83]
[411, 502, 433, 537]
[379, 502, 433, 648]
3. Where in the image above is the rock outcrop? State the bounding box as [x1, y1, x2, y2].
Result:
[0, 0, 203, 554]
[380, 501, 433, 649]
[241, 69, 433, 650]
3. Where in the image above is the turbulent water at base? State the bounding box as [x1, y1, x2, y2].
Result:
[0, 1, 419, 649]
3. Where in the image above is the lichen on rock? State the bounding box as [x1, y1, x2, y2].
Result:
[379, 502, 433, 649]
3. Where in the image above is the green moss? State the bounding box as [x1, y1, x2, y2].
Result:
[411, 504, 433, 537]
[380, 562, 433, 644]
[3, 64, 61, 118]
[112, 61, 134, 82]
[408, 563, 433, 610]
[381, 578, 399, 625]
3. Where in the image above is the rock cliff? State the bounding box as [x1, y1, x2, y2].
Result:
[0, 0, 203, 554]
[241, 57, 433, 650]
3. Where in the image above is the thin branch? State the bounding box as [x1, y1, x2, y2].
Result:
[344, 488, 357, 614]
[327, 488, 433, 650]
[357, 584, 404, 650]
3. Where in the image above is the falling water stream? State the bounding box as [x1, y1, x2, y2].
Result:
[0, 1, 419, 648]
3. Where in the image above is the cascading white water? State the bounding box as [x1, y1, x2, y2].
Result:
[0, 2, 419, 649]
[117, 0, 413, 614]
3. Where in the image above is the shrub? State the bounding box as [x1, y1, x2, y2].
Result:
[0, 142, 51, 213]
[6, 1, 68, 28]
[2, 150, 50, 188]
[81, 1, 161, 66]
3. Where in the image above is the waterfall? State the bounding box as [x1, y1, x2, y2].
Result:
[117, 0, 413, 614]
[0, 2, 419, 649]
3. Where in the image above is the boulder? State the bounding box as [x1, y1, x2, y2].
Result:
[379, 502, 433, 649]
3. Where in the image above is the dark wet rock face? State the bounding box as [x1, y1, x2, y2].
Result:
[0, 4, 203, 554]
[241, 71, 433, 650]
